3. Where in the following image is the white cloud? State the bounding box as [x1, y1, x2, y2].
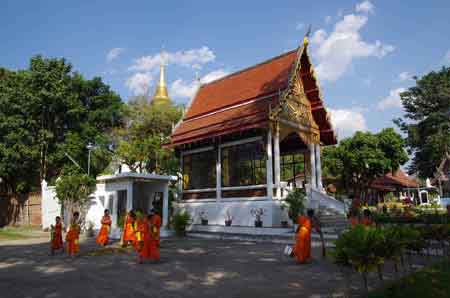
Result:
[169, 69, 230, 99]
[398, 72, 413, 81]
[311, 6, 394, 82]
[125, 72, 153, 95]
[170, 79, 200, 99]
[296, 22, 305, 31]
[129, 46, 215, 72]
[328, 108, 368, 139]
[106, 48, 125, 62]
[325, 16, 332, 24]
[377, 87, 406, 110]
[355, 0, 375, 14]
[200, 69, 229, 84]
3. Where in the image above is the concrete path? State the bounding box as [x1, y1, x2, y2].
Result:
[0, 234, 439, 298]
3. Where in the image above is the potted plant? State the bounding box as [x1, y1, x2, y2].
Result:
[250, 208, 265, 227]
[281, 188, 306, 230]
[172, 211, 191, 237]
[200, 211, 208, 225]
[225, 210, 233, 226]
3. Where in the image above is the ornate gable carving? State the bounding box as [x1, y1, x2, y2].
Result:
[269, 57, 320, 144]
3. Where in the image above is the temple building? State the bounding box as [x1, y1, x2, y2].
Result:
[165, 37, 339, 227]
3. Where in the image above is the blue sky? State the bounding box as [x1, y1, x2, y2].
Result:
[1, 0, 449, 139]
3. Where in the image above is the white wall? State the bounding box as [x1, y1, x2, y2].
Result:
[175, 199, 291, 227]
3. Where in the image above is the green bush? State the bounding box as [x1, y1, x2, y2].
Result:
[172, 211, 191, 236]
[282, 189, 306, 222]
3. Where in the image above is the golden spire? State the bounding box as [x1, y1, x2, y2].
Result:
[152, 52, 171, 104]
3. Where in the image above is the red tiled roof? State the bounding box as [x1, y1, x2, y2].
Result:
[167, 46, 337, 148]
[371, 169, 418, 190]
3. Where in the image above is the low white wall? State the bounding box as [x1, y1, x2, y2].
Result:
[41, 185, 61, 229]
[175, 199, 292, 227]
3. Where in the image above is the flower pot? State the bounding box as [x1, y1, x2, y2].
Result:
[201, 219, 208, 226]
[281, 221, 288, 228]
[254, 220, 263, 228]
[225, 220, 232, 226]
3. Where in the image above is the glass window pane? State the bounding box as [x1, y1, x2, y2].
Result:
[183, 150, 216, 189]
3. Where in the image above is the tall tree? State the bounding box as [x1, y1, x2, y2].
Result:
[0, 56, 123, 194]
[113, 98, 182, 175]
[322, 128, 408, 199]
[395, 67, 450, 178]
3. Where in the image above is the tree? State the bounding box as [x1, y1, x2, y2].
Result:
[0, 56, 123, 194]
[113, 97, 182, 175]
[55, 171, 96, 224]
[395, 67, 450, 178]
[322, 128, 408, 200]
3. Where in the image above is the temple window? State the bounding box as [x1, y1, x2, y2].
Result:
[182, 150, 216, 190]
[281, 152, 305, 187]
[221, 140, 266, 187]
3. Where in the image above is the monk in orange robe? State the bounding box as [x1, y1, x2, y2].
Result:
[133, 211, 144, 251]
[138, 210, 162, 263]
[349, 210, 360, 227]
[361, 209, 373, 226]
[65, 212, 81, 257]
[96, 209, 112, 246]
[122, 211, 136, 247]
[293, 215, 311, 264]
[50, 216, 63, 255]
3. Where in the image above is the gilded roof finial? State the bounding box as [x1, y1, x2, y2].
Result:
[303, 25, 312, 45]
[152, 47, 171, 104]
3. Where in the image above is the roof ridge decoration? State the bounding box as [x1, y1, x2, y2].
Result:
[269, 38, 321, 144]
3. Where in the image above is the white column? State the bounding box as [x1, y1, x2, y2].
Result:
[162, 183, 169, 228]
[126, 181, 133, 211]
[274, 124, 281, 199]
[309, 144, 317, 190]
[216, 146, 221, 202]
[179, 154, 184, 200]
[112, 192, 118, 228]
[315, 144, 323, 191]
[266, 128, 273, 199]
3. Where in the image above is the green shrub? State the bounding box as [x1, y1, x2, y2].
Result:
[281, 189, 306, 222]
[172, 211, 191, 236]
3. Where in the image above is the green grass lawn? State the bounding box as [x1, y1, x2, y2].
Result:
[0, 226, 38, 240]
[369, 259, 450, 298]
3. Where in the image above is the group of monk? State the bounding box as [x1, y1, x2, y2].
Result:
[50, 211, 82, 257]
[349, 209, 374, 227]
[121, 209, 162, 263]
[49, 208, 162, 264]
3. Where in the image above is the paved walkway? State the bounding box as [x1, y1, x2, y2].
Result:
[0, 234, 437, 298]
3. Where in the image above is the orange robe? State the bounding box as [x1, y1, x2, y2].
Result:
[350, 216, 359, 226]
[138, 218, 151, 258]
[96, 215, 112, 245]
[122, 215, 136, 243]
[65, 222, 80, 256]
[133, 219, 143, 250]
[361, 217, 373, 226]
[140, 215, 161, 261]
[51, 222, 63, 250]
[293, 216, 311, 263]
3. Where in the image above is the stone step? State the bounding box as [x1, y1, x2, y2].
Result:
[187, 231, 337, 247]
